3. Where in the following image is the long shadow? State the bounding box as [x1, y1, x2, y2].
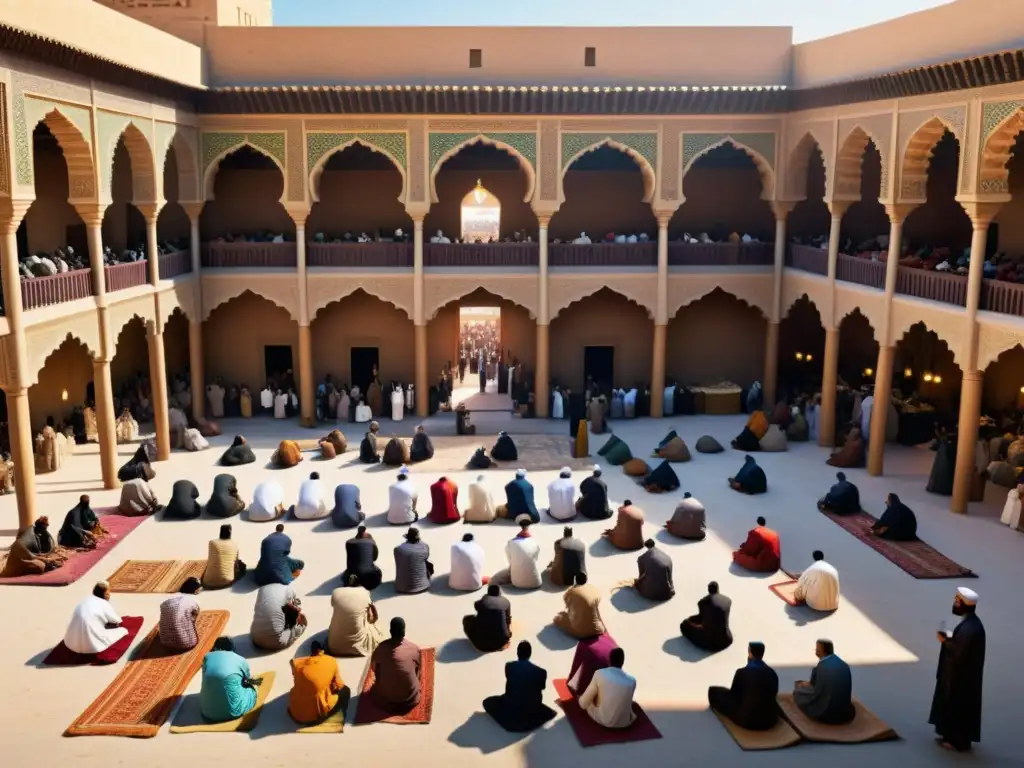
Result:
[364, 581, 401, 602]
[437, 637, 481, 663]
[429, 575, 473, 596]
[784, 602, 836, 626]
[244, 692, 295, 739]
[230, 574, 261, 594]
[727, 561, 777, 579]
[655, 529, 704, 546]
[292, 629, 329, 658]
[588, 538, 629, 558]
[610, 584, 660, 613]
[536, 623, 576, 651]
[661, 635, 717, 663]
[448, 711, 530, 754]
[307, 574, 342, 597]
[312, 518, 352, 533]
[24, 647, 57, 668]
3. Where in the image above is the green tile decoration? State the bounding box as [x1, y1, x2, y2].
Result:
[429, 132, 537, 175]
[682, 133, 776, 172]
[202, 131, 286, 176]
[16, 96, 93, 186]
[307, 132, 408, 173]
[982, 100, 1024, 141]
[561, 132, 658, 172]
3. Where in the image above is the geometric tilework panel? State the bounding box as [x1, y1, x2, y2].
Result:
[428, 132, 537, 174]
[682, 132, 776, 172]
[982, 100, 1024, 141]
[307, 132, 408, 173]
[561, 132, 658, 172]
[202, 132, 287, 176]
[16, 97, 93, 186]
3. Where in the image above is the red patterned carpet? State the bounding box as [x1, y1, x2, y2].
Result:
[354, 648, 435, 725]
[553, 678, 662, 747]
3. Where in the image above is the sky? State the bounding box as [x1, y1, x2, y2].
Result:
[272, 0, 952, 43]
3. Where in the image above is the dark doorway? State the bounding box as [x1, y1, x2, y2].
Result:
[264, 345, 293, 386]
[351, 347, 380, 394]
[584, 346, 614, 391]
[16, 220, 28, 259]
[66, 223, 87, 259]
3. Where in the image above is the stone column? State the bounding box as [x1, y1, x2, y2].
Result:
[536, 216, 550, 418]
[147, 320, 171, 460]
[75, 203, 119, 489]
[951, 203, 1003, 513]
[0, 200, 38, 528]
[765, 202, 793, 406]
[650, 215, 670, 418]
[291, 210, 314, 427]
[413, 217, 428, 417]
[867, 204, 912, 475]
[182, 203, 205, 421]
[137, 203, 162, 285]
[818, 202, 849, 449]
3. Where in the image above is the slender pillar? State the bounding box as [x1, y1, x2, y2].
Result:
[290, 211, 314, 427]
[147, 324, 171, 460]
[763, 322, 780, 407]
[138, 204, 162, 285]
[650, 215, 670, 418]
[818, 202, 848, 449]
[1, 200, 37, 528]
[765, 202, 793, 406]
[413, 217, 428, 417]
[93, 359, 119, 489]
[189, 318, 205, 420]
[536, 217, 550, 418]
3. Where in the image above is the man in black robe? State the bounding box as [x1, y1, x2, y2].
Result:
[58, 495, 103, 548]
[220, 435, 256, 466]
[206, 473, 245, 518]
[117, 444, 154, 482]
[708, 641, 780, 731]
[342, 525, 382, 590]
[930, 587, 985, 752]
[491, 431, 517, 462]
[575, 467, 611, 520]
[360, 425, 381, 464]
[483, 640, 556, 732]
[634, 539, 674, 601]
[871, 493, 917, 541]
[642, 460, 680, 493]
[468, 447, 493, 470]
[730, 455, 767, 495]
[463, 584, 513, 652]
[818, 471, 860, 515]
[681, 581, 733, 652]
[409, 425, 434, 463]
[164, 480, 201, 520]
[548, 526, 587, 587]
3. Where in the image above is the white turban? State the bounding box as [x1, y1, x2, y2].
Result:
[957, 587, 978, 605]
[516, 469, 526, 478]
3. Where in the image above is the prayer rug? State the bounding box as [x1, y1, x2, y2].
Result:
[296, 688, 351, 733]
[64, 610, 230, 737]
[0, 510, 146, 587]
[768, 580, 800, 606]
[820, 509, 976, 579]
[553, 678, 662, 747]
[354, 648, 435, 725]
[413, 436, 594, 472]
[43, 615, 146, 666]
[170, 670, 275, 733]
[107, 559, 207, 593]
[712, 708, 801, 750]
[777, 693, 898, 743]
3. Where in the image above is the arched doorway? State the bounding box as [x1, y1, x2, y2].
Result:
[840, 138, 888, 248]
[779, 297, 825, 396]
[110, 317, 152, 422]
[204, 292, 299, 393]
[894, 322, 963, 436]
[983, 345, 1024, 414]
[21, 123, 86, 265]
[157, 142, 191, 251]
[903, 130, 972, 253]
[29, 337, 94, 430]
[838, 310, 879, 391]
[102, 134, 147, 257]
[787, 137, 830, 241]
[992, 132, 1024, 277]
[201, 146, 293, 241]
[164, 308, 192, 404]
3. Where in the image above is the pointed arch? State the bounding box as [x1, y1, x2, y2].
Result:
[430, 134, 536, 204]
[311, 285, 413, 322]
[834, 126, 882, 199]
[203, 287, 299, 323]
[310, 138, 407, 203]
[785, 131, 830, 201]
[31, 108, 97, 201]
[669, 284, 770, 320]
[103, 119, 157, 204]
[424, 277, 538, 321]
[550, 285, 654, 321]
[162, 128, 200, 203]
[980, 106, 1024, 194]
[203, 141, 287, 202]
[783, 293, 825, 326]
[681, 136, 775, 200]
[561, 137, 656, 203]
[27, 330, 99, 386]
[899, 116, 959, 201]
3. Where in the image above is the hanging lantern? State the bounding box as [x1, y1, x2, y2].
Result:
[461, 179, 501, 243]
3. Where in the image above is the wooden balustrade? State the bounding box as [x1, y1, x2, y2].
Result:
[836, 254, 886, 289]
[308, 242, 414, 268]
[549, 242, 656, 266]
[201, 242, 298, 268]
[20, 269, 93, 310]
[104, 260, 149, 293]
[424, 243, 538, 267]
[668, 242, 773, 266]
[981, 279, 1024, 317]
[786, 244, 829, 275]
[158, 249, 192, 279]
[895, 267, 967, 307]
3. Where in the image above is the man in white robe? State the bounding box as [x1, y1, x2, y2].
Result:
[387, 468, 419, 525]
[1000, 482, 1023, 529]
[273, 390, 287, 419]
[546, 467, 577, 521]
[859, 394, 874, 444]
[391, 385, 405, 421]
[495, 520, 542, 589]
[579, 647, 637, 729]
[552, 388, 564, 419]
[260, 384, 273, 415]
[465, 475, 496, 523]
[249, 479, 286, 522]
[63, 581, 128, 655]
[449, 532, 487, 591]
[793, 550, 840, 612]
[293, 472, 328, 520]
[207, 381, 225, 418]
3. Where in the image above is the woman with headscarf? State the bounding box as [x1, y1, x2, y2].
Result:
[491, 432, 518, 462]
[206, 473, 245, 519]
[871, 493, 918, 541]
[59, 495, 105, 548]
[220, 435, 256, 466]
[117, 444, 154, 482]
[164, 480, 202, 520]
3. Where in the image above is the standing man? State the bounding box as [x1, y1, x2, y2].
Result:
[929, 587, 985, 753]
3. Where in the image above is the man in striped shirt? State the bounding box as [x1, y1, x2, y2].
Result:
[159, 577, 202, 651]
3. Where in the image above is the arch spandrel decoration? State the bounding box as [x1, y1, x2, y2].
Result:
[202, 280, 301, 323]
[548, 276, 657, 321]
[977, 323, 1024, 371]
[979, 100, 1024, 194]
[16, 98, 96, 199]
[784, 130, 830, 201]
[561, 133, 658, 203]
[26, 326, 100, 387]
[833, 124, 886, 200]
[307, 132, 409, 202]
[428, 132, 538, 204]
[308, 277, 415, 322]
[681, 133, 776, 199]
[897, 111, 964, 202]
[97, 111, 157, 203]
[668, 274, 772, 321]
[833, 286, 884, 344]
[156, 282, 198, 330]
[156, 122, 200, 203]
[888, 299, 964, 365]
[201, 132, 288, 201]
[423, 276, 539, 321]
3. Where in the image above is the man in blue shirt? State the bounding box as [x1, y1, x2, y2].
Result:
[200, 637, 261, 721]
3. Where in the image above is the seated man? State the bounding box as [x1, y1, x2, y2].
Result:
[342, 526, 382, 590]
[272, 439, 303, 468]
[0, 517, 65, 577]
[464, 584, 513, 652]
[729, 455, 767, 495]
[465, 474, 497, 523]
[331, 484, 364, 529]
[468, 447, 494, 470]
[665, 492, 706, 540]
[576, 467, 612, 520]
[546, 467, 577, 521]
[249, 479, 286, 522]
[568, 632, 618, 695]
[203, 524, 246, 589]
[289, 640, 346, 725]
[383, 436, 410, 467]
[499, 469, 539, 524]
[641, 459, 681, 493]
[428, 476, 460, 524]
[329, 585, 385, 657]
[708, 641, 780, 731]
[359, 423, 381, 464]
[250, 582, 307, 651]
[200, 637, 261, 722]
[554, 571, 605, 639]
[793, 550, 840, 612]
[450, 532, 486, 591]
[579, 647, 637, 729]
[369, 617, 422, 714]
[871, 493, 918, 541]
[634, 539, 674, 601]
[602, 501, 645, 551]
[818, 471, 861, 515]
[498, 519, 542, 589]
[117, 444, 155, 482]
[387, 467, 419, 525]
[483, 640, 557, 732]
[323, 429, 348, 455]
[164, 480, 201, 521]
[117, 477, 160, 516]
[293, 472, 328, 520]
[62, 581, 139, 660]
[159, 576, 202, 651]
[206, 473, 245, 519]
[491, 431, 518, 462]
[219, 435, 256, 467]
[548, 526, 587, 587]
[394, 527, 433, 594]
[409, 425, 434, 463]
[793, 639, 855, 724]
[681, 581, 733, 652]
[827, 427, 866, 468]
[59, 495, 105, 548]
[732, 517, 781, 572]
[254, 524, 305, 586]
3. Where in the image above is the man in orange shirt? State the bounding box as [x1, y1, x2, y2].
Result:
[288, 640, 347, 724]
[732, 516, 781, 572]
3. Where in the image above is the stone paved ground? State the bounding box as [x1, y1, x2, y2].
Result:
[0, 414, 1020, 767]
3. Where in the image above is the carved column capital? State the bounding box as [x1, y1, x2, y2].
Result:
[827, 200, 851, 219]
[180, 201, 205, 222]
[0, 199, 33, 235]
[134, 202, 163, 224]
[73, 202, 107, 228]
[770, 200, 796, 221]
[957, 199, 1006, 229]
[884, 203, 917, 225]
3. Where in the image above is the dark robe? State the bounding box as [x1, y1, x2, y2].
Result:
[576, 475, 611, 520]
[58, 501, 99, 548]
[220, 436, 255, 467]
[342, 535, 381, 590]
[409, 432, 434, 463]
[681, 592, 733, 652]
[463, 592, 512, 652]
[549, 535, 587, 586]
[360, 432, 381, 464]
[873, 498, 918, 541]
[206, 473, 244, 519]
[491, 434, 518, 462]
[1, 524, 58, 576]
[483, 659, 557, 732]
[642, 460, 680, 493]
[731, 426, 761, 453]
[926, 438, 956, 496]
[793, 654, 855, 725]
[819, 478, 860, 515]
[479, 365, 486, 393]
[635, 547, 674, 601]
[254, 531, 304, 586]
[503, 477, 539, 524]
[370, 638, 422, 712]
[394, 540, 432, 594]
[332, 484, 364, 529]
[163, 480, 201, 520]
[709, 660, 780, 731]
[732, 457, 767, 495]
[929, 611, 985, 750]
[468, 448, 494, 470]
[656, 430, 678, 452]
[382, 437, 410, 467]
[117, 444, 154, 482]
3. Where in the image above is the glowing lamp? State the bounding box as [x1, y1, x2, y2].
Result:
[461, 180, 500, 243]
[1019, 386, 1024, 394]
[864, 368, 874, 377]
[805, 354, 813, 362]
[795, 352, 804, 361]
[904, 368, 913, 378]
[61, 388, 68, 402]
[933, 375, 942, 384]
[923, 373, 934, 382]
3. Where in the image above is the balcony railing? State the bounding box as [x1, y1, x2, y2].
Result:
[836, 253, 886, 290]
[668, 242, 774, 266]
[21, 269, 93, 310]
[786, 244, 829, 275]
[309, 242, 413, 268]
[895, 267, 967, 307]
[201, 242, 298, 268]
[982, 279, 1024, 317]
[549, 242, 657, 267]
[104, 260, 149, 293]
[158, 249, 192, 279]
[425, 243, 538, 267]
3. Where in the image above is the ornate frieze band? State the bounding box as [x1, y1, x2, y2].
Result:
[560, 132, 657, 173]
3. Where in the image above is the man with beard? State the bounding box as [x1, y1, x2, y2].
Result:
[929, 587, 986, 753]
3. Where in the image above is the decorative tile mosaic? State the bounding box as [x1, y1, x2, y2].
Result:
[561, 132, 657, 172]
[201, 131, 286, 176]
[428, 132, 537, 174]
[306, 132, 408, 173]
[982, 100, 1024, 140]
[682, 132, 776, 173]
